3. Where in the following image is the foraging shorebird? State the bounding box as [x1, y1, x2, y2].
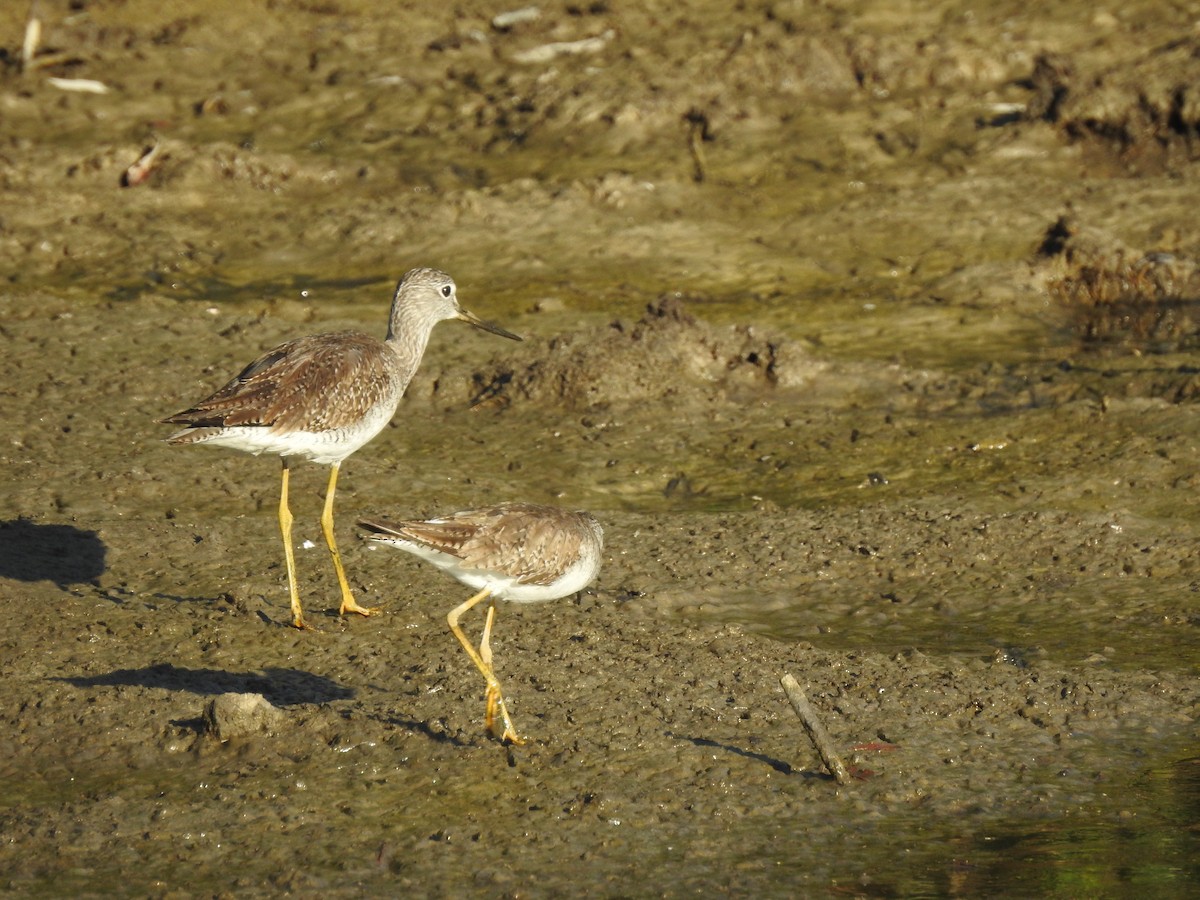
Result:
[162, 268, 521, 630]
[359, 503, 604, 744]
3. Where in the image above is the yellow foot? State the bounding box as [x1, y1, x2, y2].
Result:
[485, 684, 524, 746]
[339, 598, 381, 618]
[291, 615, 320, 632]
[497, 724, 525, 746]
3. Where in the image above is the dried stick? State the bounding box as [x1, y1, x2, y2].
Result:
[780, 673, 850, 785]
[22, 5, 41, 72]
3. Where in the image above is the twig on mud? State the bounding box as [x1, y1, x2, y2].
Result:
[684, 108, 710, 183]
[47, 77, 110, 94]
[780, 673, 850, 785]
[21, 4, 41, 72]
[511, 30, 614, 65]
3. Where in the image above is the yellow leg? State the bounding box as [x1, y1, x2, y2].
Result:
[280, 459, 310, 630]
[480, 601, 497, 667]
[321, 462, 378, 619]
[478, 601, 512, 740]
[448, 587, 523, 745]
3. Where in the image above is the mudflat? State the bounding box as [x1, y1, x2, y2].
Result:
[1, 2, 1197, 895]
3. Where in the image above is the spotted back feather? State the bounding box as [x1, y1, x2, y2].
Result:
[162, 331, 403, 434]
[364, 503, 602, 588]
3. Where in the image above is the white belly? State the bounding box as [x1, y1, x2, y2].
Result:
[177, 399, 396, 466]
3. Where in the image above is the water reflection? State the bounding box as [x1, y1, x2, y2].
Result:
[956, 801, 1199, 896]
[775, 764, 1200, 897]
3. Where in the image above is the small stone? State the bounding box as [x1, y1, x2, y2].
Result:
[203, 692, 285, 741]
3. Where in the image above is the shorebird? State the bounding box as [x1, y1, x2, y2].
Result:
[358, 502, 604, 744]
[162, 268, 521, 630]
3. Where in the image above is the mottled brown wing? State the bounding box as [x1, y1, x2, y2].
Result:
[163, 331, 394, 431]
[376, 518, 482, 558]
[473, 510, 589, 587]
[399, 504, 586, 587]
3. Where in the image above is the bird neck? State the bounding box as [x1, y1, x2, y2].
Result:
[385, 302, 441, 372]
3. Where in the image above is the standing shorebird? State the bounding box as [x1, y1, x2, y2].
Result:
[358, 503, 604, 744]
[162, 268, 521, 630]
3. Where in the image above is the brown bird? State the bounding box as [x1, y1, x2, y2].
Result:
[359, 503, 604, 744]
[163, 268, 521, 630]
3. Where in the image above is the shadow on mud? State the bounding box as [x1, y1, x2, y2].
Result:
[374, 713, 480, 748]
[56, 662, 352, 706]
[0, 518, 105, 587]
[670, 732, 806, 778]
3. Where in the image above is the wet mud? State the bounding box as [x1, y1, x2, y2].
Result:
[0, 1, 1198, 896]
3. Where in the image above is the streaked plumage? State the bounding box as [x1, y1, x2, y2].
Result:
[163, 267, 522, 630]
[359, 503, 604, 743]
[162, 331, 407, 464]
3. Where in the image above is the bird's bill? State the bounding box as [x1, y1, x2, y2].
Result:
[457, 308, 523, 341]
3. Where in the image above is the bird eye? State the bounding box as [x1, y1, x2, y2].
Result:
[441, 285, 453, 298]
